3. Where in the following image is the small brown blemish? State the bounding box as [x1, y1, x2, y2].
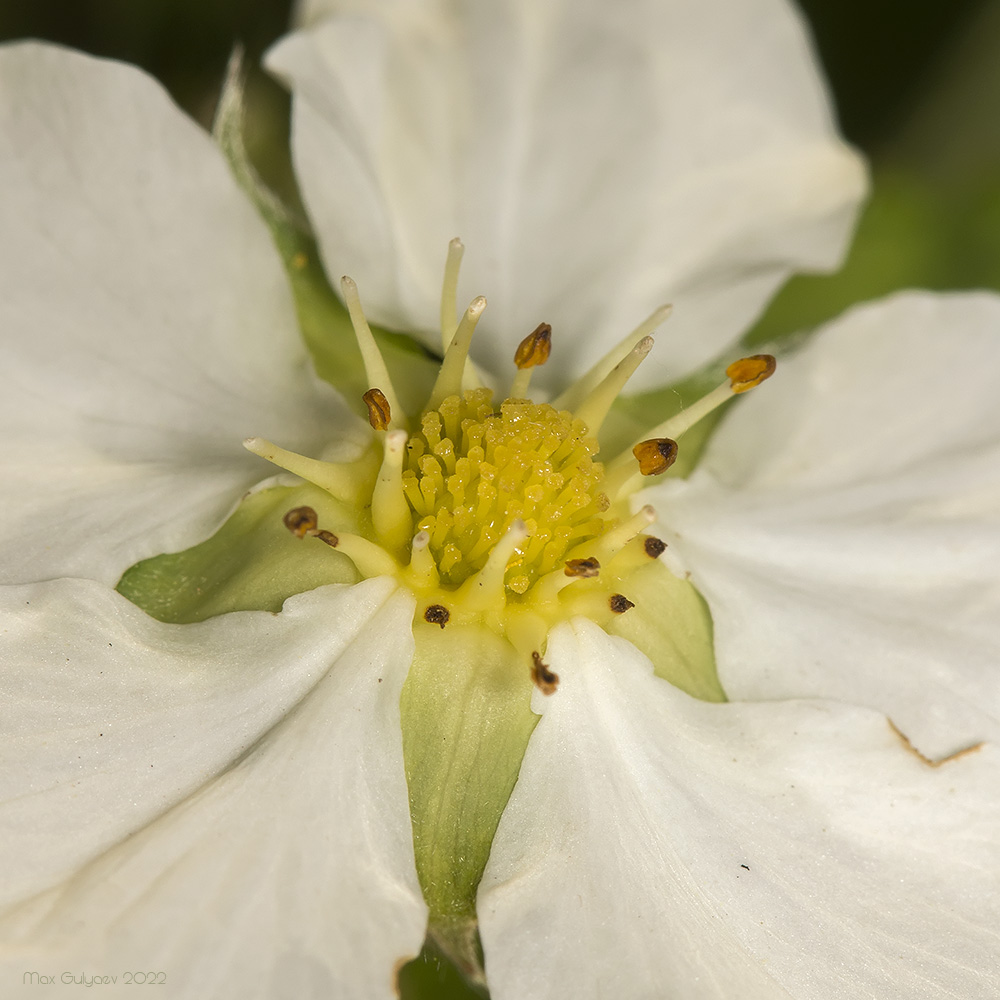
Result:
[423, 604, 450, 628]
[513, 322, 552, 370]
[564, 557, 600, 578]
[888, 719, 983, 768]
[283, 506, 318, 538]
[632, 437, 679, 476]
[314, 529, 339, 547]
[531, 651, 559, 695]
[643, 536, 667, 559]
[291, 251, 308, 270]
[363, 387, 392, 430]
[609, 593, 635, 614]
[726, 354, 776, 393]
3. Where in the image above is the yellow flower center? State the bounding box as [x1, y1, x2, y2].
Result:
[404, 389, 608, 592]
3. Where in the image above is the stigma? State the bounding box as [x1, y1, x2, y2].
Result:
[244, 239, 774, 670]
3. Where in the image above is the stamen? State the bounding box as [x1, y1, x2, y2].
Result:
[326, 531, 400, 578]
[644, 536, 667, 559]
[423, 604, 451, 629]
[406, 530, 440, 589]
[564, 557, 601, 578]
[439, 237, 465, 352]
[552, 304, 672, 413]
[283, 506, 318, 538]
[609, 594, 635, 613]
[727, 354, 777, 393]
[567, 504, 656, 564]
[426, 296, 487, 411]
[604, 354, 776, 498]
[371, 429, 412, 552]
[363, 388, 392, 431]
[632, 438, 679, 476]
[530, 651, 559, 695]
[458, 519, 529, 611]
[341, 275, 404, 428]
[243, 437, 368, 501]
[509, 323, 552, 399]
[573, 336, 654, 434]
[534, 553, 602, 603]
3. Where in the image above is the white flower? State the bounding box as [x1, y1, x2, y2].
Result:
[0, 2, 997, 1000]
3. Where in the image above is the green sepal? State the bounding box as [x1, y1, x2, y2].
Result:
[605, 559, 725, 703]
[116, 483, 358, 624]
[399, 618, 539, 983]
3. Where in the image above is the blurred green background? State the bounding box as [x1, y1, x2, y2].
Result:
[2, 1, 997, 997]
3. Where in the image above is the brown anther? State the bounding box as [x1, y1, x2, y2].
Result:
[609, 594, 635, 613]
[643, 536, 667, 559]
[564, 557, 601, 578]
[423, 604, 450, 629]
[531, 651, 559, 695]
[726, 354, 776, 394]
[283, 506, 319, 539]
[632, 438, 679, 476]
[513, 323, 552, 370]
[314, 529, 339, 547]
[363, 387, 392, 430]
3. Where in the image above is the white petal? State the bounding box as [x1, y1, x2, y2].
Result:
[480, 620, 1000, 1000]
[0, 577, 425, 998]
[0, 43, 349, 586]
[267, 0, 865, 391]
[654, 291, 1000, 759]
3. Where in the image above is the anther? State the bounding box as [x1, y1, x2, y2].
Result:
[283, 506, 318, 538]
[510, 323, 552, 399]
[564, 557, 601, 578]
[632, 437, 679, 476]
[609, 594, 635, 613]
[426, 296, 487, 411]
[604, 353, 777, 498]
[314, 529, 339, 547]
[553, 304, 672, 413]
[363, 388, 392, 430]
[341, 275, 404, 428]
[644, 536, 667, 559]
[531, 651, 559, 695]
[726, 354, 776, 393]
[573, 336, 654, 434]
[423, 604, 451, 629]
[372, 429, 412, 552]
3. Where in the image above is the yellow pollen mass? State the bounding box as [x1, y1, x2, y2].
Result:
[401, 388, 609, 592]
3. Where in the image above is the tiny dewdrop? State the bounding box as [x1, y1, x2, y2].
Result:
[244, 238, 775, 696]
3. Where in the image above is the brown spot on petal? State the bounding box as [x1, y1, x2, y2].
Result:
[283, 506, 318, 538]
[609, 593, 635, 613]
[644, 536, 667, 559]
[514, 322, 552, 370]
[564, 557, 600, 578]
[423, 604, 450, 628]
[363, 387, 392, 430]
[632, 438, 679, 476]
[531, 651, 559, 695]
